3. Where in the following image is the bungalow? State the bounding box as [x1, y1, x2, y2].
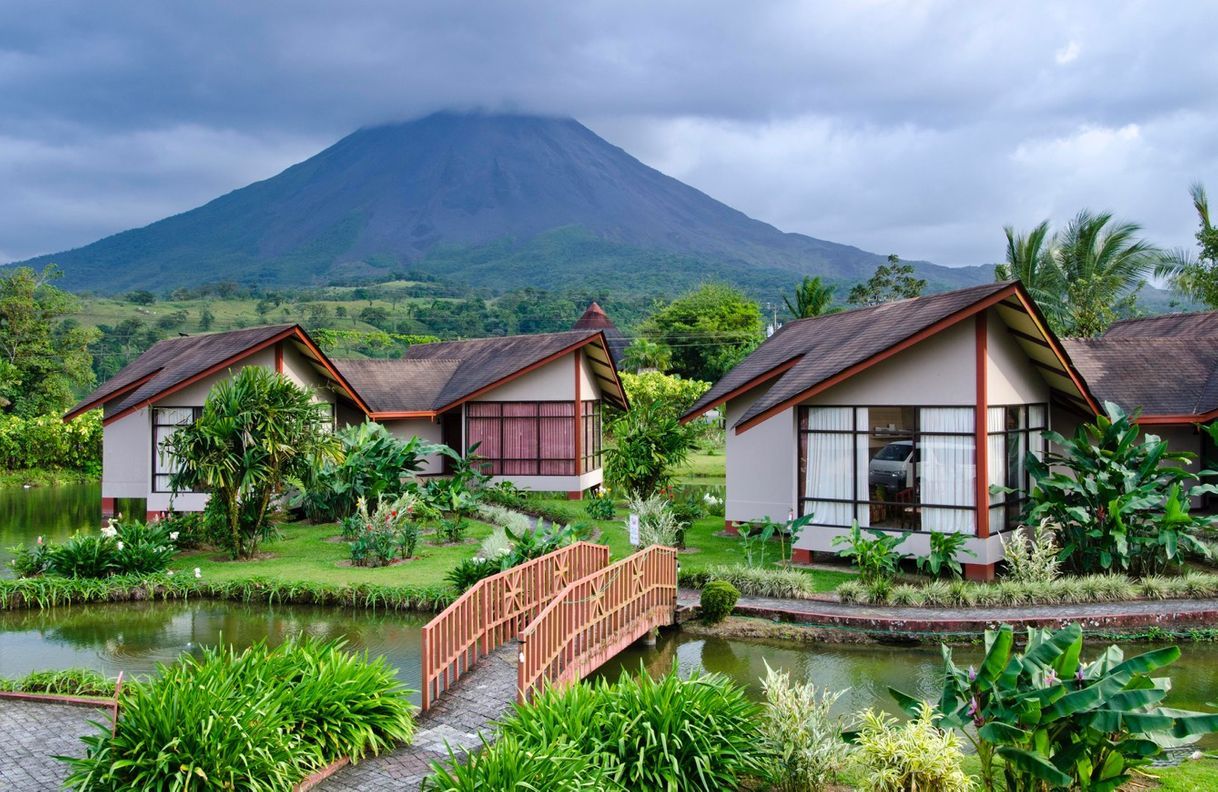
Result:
[65, 317, 625, 521]
[681, 281, 1100, 580]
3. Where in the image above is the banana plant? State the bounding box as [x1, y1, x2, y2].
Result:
[889, 624, 1218, 791]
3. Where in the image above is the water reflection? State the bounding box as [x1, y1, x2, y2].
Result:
[0, 601, 427, 703]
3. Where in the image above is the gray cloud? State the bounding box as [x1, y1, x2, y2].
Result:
[1, 0, 1216, 266]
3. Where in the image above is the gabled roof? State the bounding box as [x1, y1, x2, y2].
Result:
[683, 281, 1098, 433]
[1063, 338, 1218, 420]
[65, 325, 370, 424]
[1104, 311, 1218, 339]
[334, 329, 628, 418]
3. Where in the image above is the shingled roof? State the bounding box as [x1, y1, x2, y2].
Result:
[1104, 311, 1218, 339]
[65, 324, 372, 422]
[1063, 338, 1218, 418]
[572, 302, 628, 362]
[683, 281, 1097, 432]
[333, 329, 627, 417]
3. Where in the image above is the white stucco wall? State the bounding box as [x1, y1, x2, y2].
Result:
[383, 417, 446, 475]
[986, 313, 1049, 405]
[484, 352, 578, 401]
[725, 381, 798, 523]
[280, 342, 337, 404]
[102, 408, 151, 499]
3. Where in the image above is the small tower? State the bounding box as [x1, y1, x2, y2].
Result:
[572, 302, 627, 365]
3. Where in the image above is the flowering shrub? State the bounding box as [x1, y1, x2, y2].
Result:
[584, 487, 616, 520]
[10, 518, 177, 579]
[0, 410, 101, 474]
[348, 495, 420, 567]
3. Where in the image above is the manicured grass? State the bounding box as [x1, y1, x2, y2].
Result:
[528, 497, 853, 594]
[177, 519, 497, 588]
[673, 449, 726, 484]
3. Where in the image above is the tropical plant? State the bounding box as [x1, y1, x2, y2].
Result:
[1000, 519, 1062, 584]
[604, 400, 698, 495]
[347, 494, 420, 567]
[890, 623, 1218, 792]
[700, 580, 739, 624]
[620, 337, 673, 373]
[165, 366, 340, 559]
[425, 734, 613, 791]
[0, 668, 114, 697]
[915, 531, 975, 580]
[832, 522, 910, 584]
[850, 702, 972, 792]
[61, 637, 415, 791]
[847, 255, 926, 307]
[110, 519, 176, 576]
[1158, 182, 1218, 308]
[626, 492, 681, 548]
[994, 220, 1066, 331]
[7, 539, 51, 577]
[740, 513, 810, 568]
[785, 275, 840, 319]
[291, 422, 442, 522]
[760, 661, 851, 791]
[1026, 402, 1214, 575]
[445, 556, 503, 592]
[45, 533, 118, 579]
[1057, 210, 1163, 337]
[584, 487, 616, 520]
[480, 480, 527, 509]
[497, 667, 767, 792]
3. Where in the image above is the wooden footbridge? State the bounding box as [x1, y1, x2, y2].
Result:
[420, 542, 678, 710]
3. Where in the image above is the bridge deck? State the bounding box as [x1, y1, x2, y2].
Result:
[320, 642, 520, 791]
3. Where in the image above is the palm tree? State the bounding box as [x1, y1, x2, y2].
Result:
[1157, 183, 1218, 308]
[1056, 210, 1163, 336]
[996, 221, 1067, 330]
[784, 276, 839, 319]
[621, 338, 672, 373]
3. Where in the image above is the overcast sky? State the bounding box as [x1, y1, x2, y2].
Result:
[2, 0, 1216, 268]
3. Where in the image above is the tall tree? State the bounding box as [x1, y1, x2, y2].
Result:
[641, 283, 764, 381]
[994, 221, 1067, 331]
[1158, 183, 1218, 308]
[1056, 210, 1161, 337]
[847, 255, 926, 306]
[621, 338, 672, 373]
[784, 275, 839, 319]
[0, 266, 97, 415]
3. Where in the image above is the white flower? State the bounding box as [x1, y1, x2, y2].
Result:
[1191, 750, 1204, 761]
[167, 570, 175, 577]
[116, 541, 124, 551]
[194, 567, 202, 579]
[100, 525, 117, 538]
[169, 531, 179, 542]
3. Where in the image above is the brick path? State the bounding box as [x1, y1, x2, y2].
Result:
[678, 589, 1218, 632]
[0, 699, 106, 791]
[320, 643, 520, 791]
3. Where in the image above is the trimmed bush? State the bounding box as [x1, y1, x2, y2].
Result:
[61, 637, 414, 790]
[700, 580, 740, 624]
[498, 668, 766, 792]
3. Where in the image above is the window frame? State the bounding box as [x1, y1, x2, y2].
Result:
[151, 406, 203, 494]
[987, 402, 1048, 533]
[465, 400, 602, 477]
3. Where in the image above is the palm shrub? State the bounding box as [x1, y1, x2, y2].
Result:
[165, 366, 340, 559]
[425, 734, 612, 791]
[498, 667, 767, 792]
[850, 702, 972, 792]
[604, 400, 698, 495]
[61, 637, 414, 791]
[890, 623, 1218, 792]
[833, 522, 910, 584]
[761, 661, 851, 791]
[700, 580, 739, 624]
[1026, 402, 1214, 576]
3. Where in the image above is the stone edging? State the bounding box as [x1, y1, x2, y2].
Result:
[0, 691, 113, 709]
[294, 757, 351, 791]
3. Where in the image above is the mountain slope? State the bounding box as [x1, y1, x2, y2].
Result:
[12, 112, 992, 294]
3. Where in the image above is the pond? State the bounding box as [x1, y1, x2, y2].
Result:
[594, 629, 1218, 750]
[0, 600, 427, 702]
[0, 483, 116, 577]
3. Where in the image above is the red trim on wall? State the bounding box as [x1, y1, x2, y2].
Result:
[368, 410, 438, 420]
[274, 342, 284, 374]
[975, 313, 990, 540]
[63, 370, 160, 422]
[101, 497, 116, 518]
[1136, 413, 1218, 426]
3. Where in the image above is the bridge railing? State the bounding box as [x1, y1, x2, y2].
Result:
[517, 544, 677, 702]
[420, 540, 610, 710]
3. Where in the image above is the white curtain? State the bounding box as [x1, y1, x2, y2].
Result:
[919, 407, 975, 534]
[804, 407, 854, 527]
[987, 407, 1006, 535]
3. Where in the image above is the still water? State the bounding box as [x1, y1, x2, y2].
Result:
[0, 600, 427, 702]
[0, 483, 104, 577]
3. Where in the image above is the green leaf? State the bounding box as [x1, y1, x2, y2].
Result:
[996, 746, 1073, 786]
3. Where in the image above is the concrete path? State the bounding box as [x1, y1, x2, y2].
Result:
[678, 589, 1218, 632]
[320, 643, 520, 791]
[0, 699, 106, 791]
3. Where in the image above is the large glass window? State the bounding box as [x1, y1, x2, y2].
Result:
[152, 406, 202, 493]
[466, 401, 602, 477]
[798, 406, 976, 533]
[988, 404, 1047, 534]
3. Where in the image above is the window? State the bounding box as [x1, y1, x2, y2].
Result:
[798, 406, 976, 534]
[466, 401, 602, 477]
[987, 404, 1047, 534]
[152, 406, 202, 493]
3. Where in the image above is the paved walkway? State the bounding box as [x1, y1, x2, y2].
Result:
[0, 699, 106, 791]
[677, 589, 1218, 632]
[320, 643, 519, 791]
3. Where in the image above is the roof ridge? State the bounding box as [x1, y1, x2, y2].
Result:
[776, 280, 1012, 331]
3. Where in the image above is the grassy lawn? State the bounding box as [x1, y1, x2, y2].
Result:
[527, 496, 854, 594]
[673, 448, 726, 484]
[177, 519, 497, 587]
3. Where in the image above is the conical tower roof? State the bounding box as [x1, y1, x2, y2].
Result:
[572, 302, 627, 364]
